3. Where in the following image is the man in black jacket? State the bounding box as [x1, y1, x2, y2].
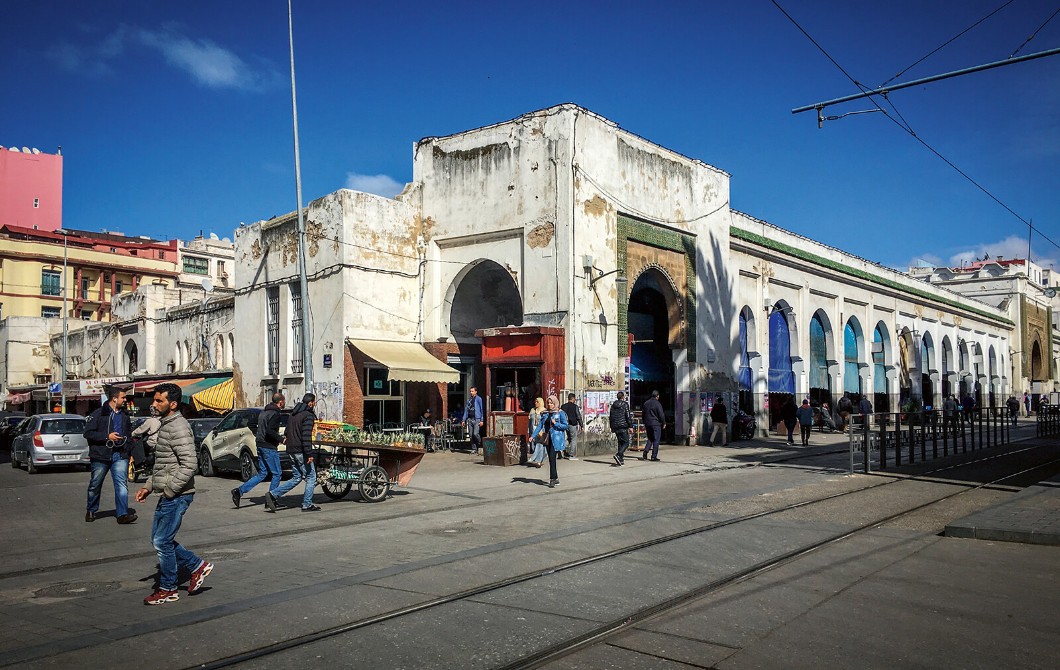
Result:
[84, 385, 137, 524]
[265, 394, 319, 512]
[232, 393, 285, 509]
[560, 393, 583, 460]
[641, 390, 666, 461]
[609, 391, 633, 466]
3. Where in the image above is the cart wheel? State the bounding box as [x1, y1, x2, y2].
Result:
[320, 478, 352, 500]
[357, 465, 390, 503]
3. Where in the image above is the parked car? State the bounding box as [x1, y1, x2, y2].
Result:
[189, 417, 223, 451]
[0, 413, 28, 451]
[10, 414, 90, 473]
[197, 408, 290, 481]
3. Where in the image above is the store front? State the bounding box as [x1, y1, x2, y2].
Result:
[345, 339, 460, 429]
[475, 326, 565, 438]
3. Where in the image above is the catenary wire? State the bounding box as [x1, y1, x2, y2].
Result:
[1009, 5, 1060, 58]
[879, 0, 1016, 87]
[771, 0, 1060, 256]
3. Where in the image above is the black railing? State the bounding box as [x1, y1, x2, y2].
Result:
[849, 405, 1018, 472]
[1037, 405, 1060, 438]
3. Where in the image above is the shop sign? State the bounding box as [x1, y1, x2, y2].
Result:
[323, 354, 332, 368]
[76, 377, 129, 396]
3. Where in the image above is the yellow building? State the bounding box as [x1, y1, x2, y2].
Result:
[0, 225, 179, 322]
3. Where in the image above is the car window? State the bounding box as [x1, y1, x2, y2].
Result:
[41, 418, 87, 434]
[191, 420, 221, 441]
[214, 413, 238, 433]
[238, 411, 257, 430]
[18, 418, 34, 434]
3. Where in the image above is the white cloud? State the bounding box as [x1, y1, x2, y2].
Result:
[48, 26, 279, 92]
[344, 173, 405, 198]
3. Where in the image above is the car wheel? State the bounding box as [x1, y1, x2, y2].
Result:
[239, 450, 257, 482]
[27, 459, 38, 475]
[10, 451, 18, 469]
[199, 448, 215, 477]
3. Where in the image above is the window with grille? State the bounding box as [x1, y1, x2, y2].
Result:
[41, 306, 61, 318]
[183, 256, 209, 275]
[81, 276, 91, 299]
[290, 284, 304, 374]
[41, 269, 61, 296]
[267, 286, 280, 376]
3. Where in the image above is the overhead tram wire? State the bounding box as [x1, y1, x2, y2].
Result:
[1010, 6, 1060, 58]
[879, 0, 1017, 88]
[773, 0, 1060, 256]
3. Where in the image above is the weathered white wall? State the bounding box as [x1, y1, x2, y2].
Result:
[233, 189, 420, 418]
[729, 210, 1012, 408]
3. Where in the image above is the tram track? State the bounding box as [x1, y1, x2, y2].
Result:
[185, 442, 1059, 670]
[0, 444, 852, 581]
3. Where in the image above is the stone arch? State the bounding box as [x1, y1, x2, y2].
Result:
[988, 345, 999, 406]
[921, 331, 936, 406]
[808, 309, 834, 405]
[628, 266, 682, 422]
[445, 259, 523, 344]
[844, 317, 864, 398]
[227, 333, 235, 368]
[872, 322, 892, 412]
[1030, 338, 1045, 381]
[630, 265, 683, 347]
[738, 306, 758, 413]
[215, 335, 224, 370]
[184, 340, 193, 371]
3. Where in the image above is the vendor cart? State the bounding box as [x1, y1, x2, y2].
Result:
[314, 440, 425, 502]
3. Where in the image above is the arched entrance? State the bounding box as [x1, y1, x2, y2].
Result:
[768, 302, 796, 428]
[873, 324, 891, 413]
[921, 332, 935, 407]
[941, 336, 953, 400]
[738, 308, 755, 414]
[447, 260, 524, 413]
[844, 318, 864, 403]
[1030, 339, 1044, 382]
[809, 310, 833, 408]
[124, 340, 138, 375]
[628, 268, 681, 441]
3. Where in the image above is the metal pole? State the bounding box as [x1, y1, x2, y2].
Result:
[288, 0, 313, 391]
[61, 231, 68, 413]
[792, 46, 1060, 114]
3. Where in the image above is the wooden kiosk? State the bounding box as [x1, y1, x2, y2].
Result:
[474, 326, 566, 465]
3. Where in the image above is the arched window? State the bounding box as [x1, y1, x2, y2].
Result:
[844, 320, 861, 396]
[768, 309, 794, 393]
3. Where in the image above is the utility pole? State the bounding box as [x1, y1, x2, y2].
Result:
[288, 0, 313, 391]
[60, 229, 69, 413]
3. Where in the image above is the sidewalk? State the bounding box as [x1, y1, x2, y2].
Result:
[945, 473, 1060, 545]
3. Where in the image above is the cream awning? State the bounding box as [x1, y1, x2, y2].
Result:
[346, 339, 459, 384]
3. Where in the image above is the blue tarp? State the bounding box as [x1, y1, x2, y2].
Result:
[630, 346, 671, 381]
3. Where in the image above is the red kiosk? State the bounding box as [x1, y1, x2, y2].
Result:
[474, 326, 566, 465]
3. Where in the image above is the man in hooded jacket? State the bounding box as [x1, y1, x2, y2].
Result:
[265, 394, 319, 512]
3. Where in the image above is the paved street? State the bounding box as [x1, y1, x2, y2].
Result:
[0, 420, 1057, 669]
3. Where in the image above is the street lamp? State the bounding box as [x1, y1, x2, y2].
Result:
[58, 228, 69, 413]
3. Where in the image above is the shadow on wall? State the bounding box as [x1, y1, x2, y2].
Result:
[689, 232, 736, 443]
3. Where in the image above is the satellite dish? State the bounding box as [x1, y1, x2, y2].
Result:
[201, 278, 214, 293]
[209, 232, 219, 240]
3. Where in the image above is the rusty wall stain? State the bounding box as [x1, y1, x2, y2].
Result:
[583, 194, 609, 218]
[527, 222, 555, 249]
[250, 239, 263, 260]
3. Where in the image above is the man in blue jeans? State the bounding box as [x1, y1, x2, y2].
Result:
[232, 393, 286, 508]
[83, 385, 137, 524]
[265, 393, 319, 513]
[136, 383, 212, 605]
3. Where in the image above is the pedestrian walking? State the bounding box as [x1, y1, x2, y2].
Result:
[796, 399, 814, 446]
[560, 393, 582, 460]
[641, 390, 665, 461]
[265, 394, 320, 513]
[858, 396, 873, 427]
[781, 396, 798, 445]
[462, 387, 485, 456]
[961, 393, 976, 425]
[708, 396, 728, 446]
[1006, 395, 1019, 426]
[530, 395, 568, 488]
[1023, 391, 1030, 416]
[526, 397, 546, 467]
[610, 391, 633, 466]
[83, 385, 137, 524]
[837, 395, 853, 431]
[135, 383, 212, 605]
[942, 395, 959, 436]
[232, 393, 285, 509]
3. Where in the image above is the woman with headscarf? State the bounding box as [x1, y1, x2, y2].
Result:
[531, 395, 569, 488]
[527, 397, 546, 467]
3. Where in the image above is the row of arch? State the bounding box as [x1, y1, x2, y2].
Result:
[172, 333, 234, 372]
[740, 303, 1015, 415]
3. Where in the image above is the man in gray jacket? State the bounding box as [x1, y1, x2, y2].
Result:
[135, 383, 213, 606]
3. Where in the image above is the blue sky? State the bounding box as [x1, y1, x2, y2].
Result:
[2, 0, 1057, 270]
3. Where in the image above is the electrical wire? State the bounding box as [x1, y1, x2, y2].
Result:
[771, 0, 1060, 256]
[1009, 6, 1060, 58]
[879, 0, 1016, 87]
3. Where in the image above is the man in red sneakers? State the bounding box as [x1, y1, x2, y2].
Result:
[135, 383, 213, 605]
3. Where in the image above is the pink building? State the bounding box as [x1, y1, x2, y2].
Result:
[0, 146, 63, 233]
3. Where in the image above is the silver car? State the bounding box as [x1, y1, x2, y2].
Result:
[10, 414, 90, 473]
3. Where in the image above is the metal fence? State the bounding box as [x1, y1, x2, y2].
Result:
[1037, 404, 1060, 438]
[847, 406, 1016, 473]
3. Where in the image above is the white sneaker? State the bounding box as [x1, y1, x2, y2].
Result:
[567, 456, 578, 460]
